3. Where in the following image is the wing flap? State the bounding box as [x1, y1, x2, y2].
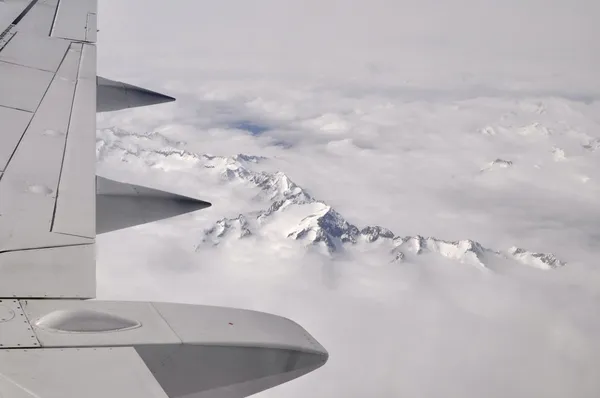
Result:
[16, 0, 58, 35]
[85, 10, 97, 42]
[0, 42, 92, 251]
[0, 60, 53, 112]
[0, 347, 169, 398]
[0, 244, 95, 298]
[51, 0, 97, 43]
[0, 106, 31, 171]
[0, 32, 70, 72]
[0, 0, 98, 298]
[51, 43, 96, 238]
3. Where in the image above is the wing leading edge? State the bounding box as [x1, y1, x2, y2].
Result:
[0, 1, 328, 397]
[0, 300, 327, 398]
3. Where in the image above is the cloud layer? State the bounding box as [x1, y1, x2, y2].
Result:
[96, 2, 600, 397]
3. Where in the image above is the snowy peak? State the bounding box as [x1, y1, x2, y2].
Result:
[198, 153, 255, 181]
[219, 162, 254, 181]
[288, 208, 399, 249]
[101, 127, 186, 148]
[491, 158, 513, 168]
[98, 128, 274, 188]
[481, 158, 513, 172]
[233, 154, 267, 163]
[518, 122, 551, 137]
[398, 236, 490, 267]
[508, 246, 566, 270]
[253, 171, 314, 203]
[253, 172, 316, 221]
[194, 162, 567, 270]
[198, 188, 566, 270]
[360, 226, 395, 243]
[202, 214, 252, 245]
[287, 204, 360, 252]
[96, 127, 204, 169]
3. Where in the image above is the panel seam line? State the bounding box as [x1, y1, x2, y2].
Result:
[49, 0, 61, 36]
[149, 303, 184, 344]
[0, 46, 71, 173]
[50, 43, 83, 231]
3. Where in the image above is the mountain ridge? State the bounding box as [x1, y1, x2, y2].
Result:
[97, 127, 567, 271]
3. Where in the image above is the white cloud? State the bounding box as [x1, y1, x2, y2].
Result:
[96, 1, 600, 397]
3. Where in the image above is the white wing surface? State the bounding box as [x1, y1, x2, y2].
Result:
[0, 347, 170, 398]
[0, 299, 328, 398]
[0, 1, 328, 397]
[0, 0, 196, 298]
[0, 0, 97, 298]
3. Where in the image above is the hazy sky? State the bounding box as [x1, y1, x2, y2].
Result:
[99, 0, 599, 94]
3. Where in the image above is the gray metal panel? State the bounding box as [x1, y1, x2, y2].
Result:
[0, 245, 95, 298]
[96, 176, 195, 198]
[85, 11, 96, 42]
[16, 0, 58, 35]
[136, 344, 327, 398]
[0, 106, 31, 171]
[0, 61, 53, 112]
[78, 42, 95, 80]
[52, 43, 96, 238]
[140, 303, 328, 397]
[55, 41, 81, 79]
[0, 33, 70, 72]
[0, 0, 29, 33]
[0, 43, 89, 251]
[0, 299, 40, 348]
[0, 376, 33, 398]
[23, 300, 181, 346]
[0, 28, 16, 51]
[200, 365, 323, 398]
[51, 0, 97, 43]
[0, 348, 169, 398]
[96, 176, 211, 234]
[97, 76, 176, 112]
[153, 302, 326, 355]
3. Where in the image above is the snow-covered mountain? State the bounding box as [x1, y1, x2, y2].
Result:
[508, 246, 566, 270]
[199, 190, 564, 270]
[481, 158, 513, 172]
[97, 127, 566, 271]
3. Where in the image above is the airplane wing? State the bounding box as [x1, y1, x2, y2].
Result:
[0, 1, 328, 397]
